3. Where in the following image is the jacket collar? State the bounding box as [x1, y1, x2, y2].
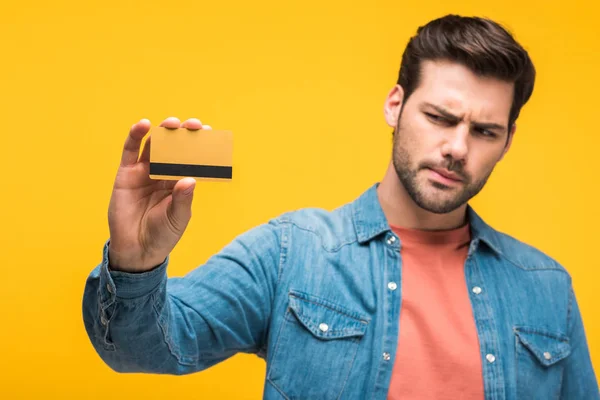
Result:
[351, 183, 503, 255]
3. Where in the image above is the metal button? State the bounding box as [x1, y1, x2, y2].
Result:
[387, 236, 397, 245]
[472, 286, 482, 295]
[383, 352, 391, 361]
[486, 354, 496, 363]
[101, 315, 108, 326]
[107, 283, 113, 294]
[319, 323, 329, 332]
[544, 352, 552, 360]
[388, 282, 398, 291]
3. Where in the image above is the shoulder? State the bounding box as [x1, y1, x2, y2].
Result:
[491, 229, 570, 277]
[269, 203, 357, 251]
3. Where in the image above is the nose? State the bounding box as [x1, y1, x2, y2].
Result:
[441, 124, 469, 163]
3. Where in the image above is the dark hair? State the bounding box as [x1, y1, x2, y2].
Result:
[397, 15, 536, 132]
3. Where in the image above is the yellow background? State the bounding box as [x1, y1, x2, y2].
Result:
[0, 0, 598, 398]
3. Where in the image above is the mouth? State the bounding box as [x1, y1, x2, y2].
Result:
[426, 167, 464, 185]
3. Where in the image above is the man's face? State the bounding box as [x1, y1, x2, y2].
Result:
[388, 60, 516, 214]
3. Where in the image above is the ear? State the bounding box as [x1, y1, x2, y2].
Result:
[384, 84, 405, 128]
[499, 123, 517, 161]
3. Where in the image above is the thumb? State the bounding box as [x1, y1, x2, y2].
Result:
[166, 178, 196, 232]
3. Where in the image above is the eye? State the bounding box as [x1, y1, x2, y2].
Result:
[425, 112, 450, 125]
[474, 127, 497, 138]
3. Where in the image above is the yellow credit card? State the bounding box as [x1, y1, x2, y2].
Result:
[148, 126, 233, 180]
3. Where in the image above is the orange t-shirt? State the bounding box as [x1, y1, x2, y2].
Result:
[387, 223, 484, 400]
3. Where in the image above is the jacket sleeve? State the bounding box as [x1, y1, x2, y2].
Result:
[561, 284, 599, 399]
[81, 219, 285, 375]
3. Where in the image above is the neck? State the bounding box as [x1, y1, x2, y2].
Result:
[377, 161, 468, 231]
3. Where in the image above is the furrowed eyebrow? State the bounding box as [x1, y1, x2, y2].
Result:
[423, 103, 461, 122]
[423, 102, 507, 132]
[471, 121, 507, 132]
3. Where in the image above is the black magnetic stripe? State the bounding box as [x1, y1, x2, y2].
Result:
[149, 162, 232, 179]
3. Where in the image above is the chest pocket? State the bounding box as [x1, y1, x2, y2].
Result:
[267, 290, 370, 400]
[514, 326, 571, 399]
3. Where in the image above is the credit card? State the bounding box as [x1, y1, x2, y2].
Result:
[148, 126, 233, 181]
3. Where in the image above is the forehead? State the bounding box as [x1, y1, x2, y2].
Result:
[413, 60, 514, 121]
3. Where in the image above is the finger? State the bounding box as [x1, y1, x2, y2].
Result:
[159, 117, 181, 129]
[173, 177, 196, 197]
[181, 118, 203, 130]
[202, 124, 212, 130]
[166, 177, 196, 232]
[139, 135, 151, 163]
[121, 119, 151, 167]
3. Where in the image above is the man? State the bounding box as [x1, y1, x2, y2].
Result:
[82, 14, 599, 399]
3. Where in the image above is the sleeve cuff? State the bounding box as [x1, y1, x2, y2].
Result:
[99, 239, 169, 301]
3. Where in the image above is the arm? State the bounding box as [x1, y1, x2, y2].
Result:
[561, 284, 600, 398]
[82, 219, 284, 375]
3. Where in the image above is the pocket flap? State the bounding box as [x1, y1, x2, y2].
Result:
[288, 290, 369, 340]
[514, 327, 571, 367]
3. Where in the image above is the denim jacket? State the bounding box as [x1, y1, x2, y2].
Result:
[82, 183, 599, 399]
